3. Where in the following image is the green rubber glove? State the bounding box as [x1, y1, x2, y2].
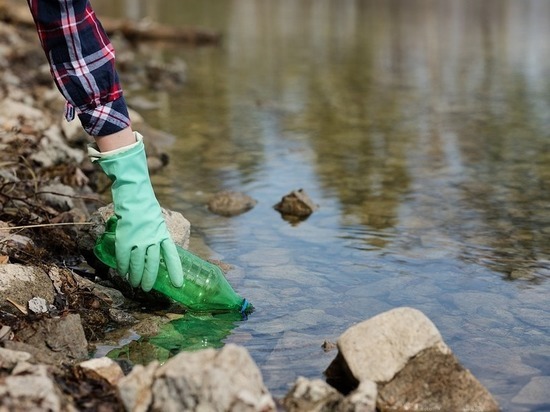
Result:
[90, 133, 184, 291]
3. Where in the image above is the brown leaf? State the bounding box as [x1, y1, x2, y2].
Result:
[0, 255, 9, 264]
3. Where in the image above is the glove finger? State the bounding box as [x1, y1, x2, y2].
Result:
[142, 244, 160, 292]
[129, 246, 146, 288]
[161, 239, 184, 288]
[115, 242, 130, 280]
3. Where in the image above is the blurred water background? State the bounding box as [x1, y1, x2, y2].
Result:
[94, 1, 550, 410]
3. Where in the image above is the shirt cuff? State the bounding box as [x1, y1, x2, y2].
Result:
[72, 95, 131, 137]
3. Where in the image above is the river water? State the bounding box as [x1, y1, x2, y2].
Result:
[94, 1, 549, 410]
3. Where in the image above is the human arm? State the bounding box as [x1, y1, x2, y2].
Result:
[27, 0, 183, 291]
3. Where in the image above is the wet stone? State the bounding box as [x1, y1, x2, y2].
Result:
[107, 339, 171, 367]
[322, 340, 338, 352]
[72, 273, 130, 308]
[513, 307, 550, 328]
[449, 291, 512, 317]
[253, 265, 325, 286]
[450, 339, 541, 381]
[239, 248, 292, 268]
[326, 307, 447, 385]
[511, 376, 550, 407]
[108, 308, 137, 325]
[273, 189, 318, 222]
[208, 190, 257, 217]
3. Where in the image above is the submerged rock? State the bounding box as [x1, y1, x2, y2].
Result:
[511, 376, 550, 408]
[208, 190, 257, 217]
[274, 189, 318, 222]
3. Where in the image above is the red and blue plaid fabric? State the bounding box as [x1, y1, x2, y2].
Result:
[27, 0, 130, 136]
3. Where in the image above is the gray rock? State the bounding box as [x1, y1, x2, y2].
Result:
[147, 155, 166, 174]
[75, 205, 115, 253]
[0, 264, 55, 315]
[72, 272, 129, 308]
[0, 347, 33, 371]
[12, 314, 88, 364]
[274, 188, 318, 220]
[326, 307, 448, 384]
[118, 361, 159, 412]
[378, 346, 499, 412]
[3, 341, 66, 367]
[208, 190, 257, 217]
[108, 308, 137, 325]
[77, 357, 125, 386]
[340, 380, 377, 412]
[151, 343, 276, 412]
[162, 207, 191, 250]
[283, 377, 344, 412]
[325, 307, 500, 412]
[0, 363, 62, 411]
[27, 297, 49, 314]
[283, 377, 377, 412]
[511, 376, 550, 407]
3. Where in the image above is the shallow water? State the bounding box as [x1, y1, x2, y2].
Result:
[95, 1, 550, 409]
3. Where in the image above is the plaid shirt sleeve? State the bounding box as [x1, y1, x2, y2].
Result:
[27, 0, 130, 136]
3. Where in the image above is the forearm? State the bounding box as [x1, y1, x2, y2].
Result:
[94, 127, 136, 152]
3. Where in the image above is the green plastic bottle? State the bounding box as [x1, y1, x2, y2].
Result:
[93, 216, 253, 315]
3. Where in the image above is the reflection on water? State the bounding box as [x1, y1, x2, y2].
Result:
[94, 0, 549, 409]
[106, 312, 244, 365]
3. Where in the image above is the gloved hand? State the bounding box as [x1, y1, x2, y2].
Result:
[89, 132, 184, 291]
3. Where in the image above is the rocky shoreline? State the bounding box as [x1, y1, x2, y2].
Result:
[0, 18, 500, 411]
